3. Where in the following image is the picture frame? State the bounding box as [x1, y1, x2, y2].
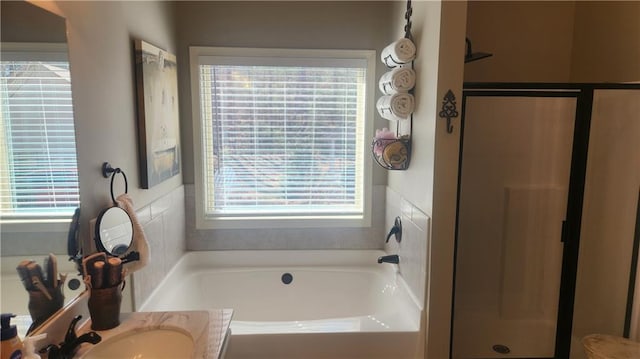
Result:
[134, 39, 181, 188]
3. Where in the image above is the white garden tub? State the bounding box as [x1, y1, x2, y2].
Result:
[139, 250, 423, 359]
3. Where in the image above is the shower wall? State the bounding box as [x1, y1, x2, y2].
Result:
[453, 95, 577, 358]
[571, 89, 640, 359]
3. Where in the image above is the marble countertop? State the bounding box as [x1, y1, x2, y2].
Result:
[74, 310, 233, 359]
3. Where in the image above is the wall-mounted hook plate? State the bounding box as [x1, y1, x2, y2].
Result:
[102, 162, 115, 178]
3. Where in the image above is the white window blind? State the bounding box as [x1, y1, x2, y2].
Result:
[0, 59, 79, 218]
[193, 49, 373, 227]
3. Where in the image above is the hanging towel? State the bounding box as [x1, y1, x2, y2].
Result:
[379, 67, 416, 95]
[381, 38, 416, 68]
[377, 93, 415, 121]
[115, 193, 150, 273]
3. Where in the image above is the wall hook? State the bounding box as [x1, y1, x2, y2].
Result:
[439, 89, 459, 134]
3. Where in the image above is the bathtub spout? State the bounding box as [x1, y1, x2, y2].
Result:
[377, 254, 399, 264]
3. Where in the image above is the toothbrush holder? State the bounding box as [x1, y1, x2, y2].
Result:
[27, 285, 64, 329]
[88, 281, 124, 330]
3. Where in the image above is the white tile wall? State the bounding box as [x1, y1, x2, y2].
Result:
[131, 186, 186, 309]
[385, 186, 430, 306]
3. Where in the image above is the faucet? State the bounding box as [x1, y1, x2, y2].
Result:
[43, 315, 101, 359]
[377, 254, 400, 264]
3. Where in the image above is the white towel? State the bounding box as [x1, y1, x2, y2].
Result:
[379, 67, 416, 95]
[377, 93, 415, 121]
[116, 193, 150, 273]
[381, 38, 416, 68]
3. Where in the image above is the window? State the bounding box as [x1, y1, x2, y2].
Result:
[190, 47, 374, 229]
[0, 44, 79, 220]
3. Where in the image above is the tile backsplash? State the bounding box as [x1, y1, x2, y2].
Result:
[385, 186, 430, 306]
[130, 185, 186, 310]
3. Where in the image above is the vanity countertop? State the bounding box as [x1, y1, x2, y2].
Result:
[74, 309, 233, 359]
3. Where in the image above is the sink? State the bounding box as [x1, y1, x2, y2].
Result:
[79, 328, 194, 358]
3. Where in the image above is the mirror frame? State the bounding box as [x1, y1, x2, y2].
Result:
[94, 206, 134, 257]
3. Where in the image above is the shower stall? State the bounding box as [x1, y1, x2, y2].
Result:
[451, 84, 640, 359]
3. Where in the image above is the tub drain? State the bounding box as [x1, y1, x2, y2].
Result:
[492, 344, 510, 354]
[281, 273, 293, 284]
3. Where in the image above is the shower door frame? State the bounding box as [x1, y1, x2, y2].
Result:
[451, 83, 640, 359]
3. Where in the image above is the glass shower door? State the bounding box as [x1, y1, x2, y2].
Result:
[452, 94, 577, 358]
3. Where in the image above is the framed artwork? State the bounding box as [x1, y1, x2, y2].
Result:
[134, 39, 181, 188]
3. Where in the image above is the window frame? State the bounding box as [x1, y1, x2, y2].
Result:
[190, 46, 375, 229]
[0, 42, 78, 226]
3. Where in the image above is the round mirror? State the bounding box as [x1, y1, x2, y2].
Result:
[95, 206, 133, 256]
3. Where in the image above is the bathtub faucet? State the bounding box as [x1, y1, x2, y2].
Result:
[377, 254, 399, 264]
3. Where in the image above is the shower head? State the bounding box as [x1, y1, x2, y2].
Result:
[465, 38, 493, 63]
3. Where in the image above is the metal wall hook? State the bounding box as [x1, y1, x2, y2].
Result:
[439, 90, 459, 133]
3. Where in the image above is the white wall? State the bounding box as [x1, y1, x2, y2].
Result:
[387, 1, 467, 358]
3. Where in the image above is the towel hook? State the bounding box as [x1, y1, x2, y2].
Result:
[102, 162, 128, 204]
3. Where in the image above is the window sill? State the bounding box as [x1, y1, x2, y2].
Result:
[196, 214, 370, 230]
[0, 218, 71, 233]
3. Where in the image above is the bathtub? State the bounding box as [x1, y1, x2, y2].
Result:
[139, 250, 423, 359]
